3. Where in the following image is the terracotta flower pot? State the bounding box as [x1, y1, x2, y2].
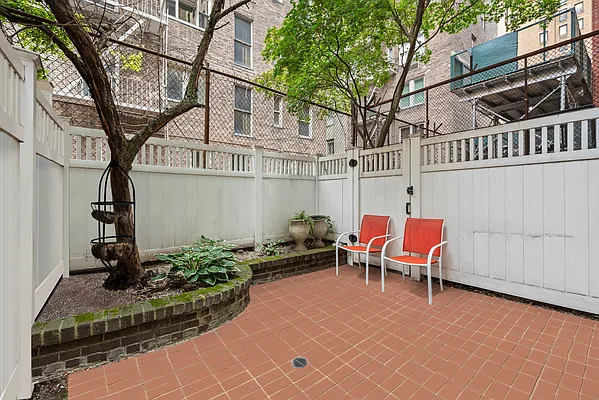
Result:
[288, 220, 310, 251]
[310, 217, 328, 248]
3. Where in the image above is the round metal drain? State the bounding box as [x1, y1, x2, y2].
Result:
[292, 357, 308, 368]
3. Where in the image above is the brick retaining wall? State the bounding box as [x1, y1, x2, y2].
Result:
[31, 264, 252, 380]
[246, 246, 344, 285]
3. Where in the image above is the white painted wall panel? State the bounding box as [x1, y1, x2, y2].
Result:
[262, 178, 315, 241]
[488, 168, 506, 280]
[590, 160, 599, 298]
[505, 167, 524, 283]
[69, 166, 258, 270]
[473, 169, 489, 277]
[0, 133, 20, 398]
[523, 165, 544, 288]
[34, 156, 63, 287]
[458, 170, 474, 274]
[317, 178, 352, 235]
[443, 171, 459, 271]
[420, 156, 599, 314]
[543, 163, 565, 292]
[564, 161, 589, 296]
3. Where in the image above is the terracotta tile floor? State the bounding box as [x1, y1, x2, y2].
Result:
[68, 265, 599, 399]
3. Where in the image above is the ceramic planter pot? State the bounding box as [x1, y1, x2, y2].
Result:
[288, 220, 310, 251]
[310, 216, 328, 248]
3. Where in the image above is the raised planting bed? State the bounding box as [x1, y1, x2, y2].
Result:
[31, 264, 252, 381]
[244, 245, 345, 285]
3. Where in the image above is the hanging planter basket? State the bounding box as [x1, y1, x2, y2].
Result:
[90, 161, 136, 272]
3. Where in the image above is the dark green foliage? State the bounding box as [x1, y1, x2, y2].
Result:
[257, 240, 285, 256]
[153, 236, 239, 286]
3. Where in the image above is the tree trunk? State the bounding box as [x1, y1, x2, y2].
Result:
[103, 161, 145, 290]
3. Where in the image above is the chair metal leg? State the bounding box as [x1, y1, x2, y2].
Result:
[335, 245, 339, 276]
[427, 262, 433, 305]
[402, 265, 406, 282]
[439, 260, 443, 292]
[365, 253, 369, 285]
[381, 257, 385, 292]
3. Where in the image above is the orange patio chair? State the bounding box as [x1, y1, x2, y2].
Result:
[381, 218, 447, 305]
[335, 214, 391, 285]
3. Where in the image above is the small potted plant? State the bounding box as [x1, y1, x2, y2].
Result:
[288, 211, 313, 251]
[310, 215, 333, 248]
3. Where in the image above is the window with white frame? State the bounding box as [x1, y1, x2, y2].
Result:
[575, 2, 583, 13]
[539, 31, 548, 44]
[83, 56, 118, 97]
[326, 139, 335, 155]
[234, 16, 252, 68]
[559, 12, 567, 22]
[166, 0, 210, 29]
[298, 104, 311, 138]
[387, 47, 394, 64]
[399, 77, 424, 109]
[273, 95, 283, 127]
[578, 18, 584, 29]
[559, 24, 568, 37]
[399, 33, 424, 70]
[326, 113, 336, 127]
[166, 68, 188, 101]
[234, 85, 252, 136]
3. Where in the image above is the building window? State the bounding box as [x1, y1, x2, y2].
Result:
[234, 85, 252, 136]
[578, 18, 584, 29]
[400, 77, 424, 109]
[539, 31, 548, 44]
[273, 95, 283, 127]
[575, 2, 583, 13]
[559, 0, 567, 5]
[399, 33, 424, 70]
[387, 47, 394, 64]
[298, 104, 311, 138]
[326, 114, 336, 127]
[559, 24, 568, 37]
[166, 68, 188, 101]
[559, 12, 567, 22]
[234, 16, 252, 68]
[166, 0, 210, 29]
[481, 17, 486, 31]
[326, 139, 335, 155]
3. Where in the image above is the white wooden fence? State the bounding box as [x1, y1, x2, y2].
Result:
[69, 129, 318, 270]
[318, 108, 599, 314]
[0, 37, 67, 400]
[419, 108, 599, 314]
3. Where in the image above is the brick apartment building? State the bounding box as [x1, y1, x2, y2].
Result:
[47, 0, 339, 156]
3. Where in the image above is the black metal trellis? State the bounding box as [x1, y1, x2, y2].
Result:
[90, 161, 136, 272]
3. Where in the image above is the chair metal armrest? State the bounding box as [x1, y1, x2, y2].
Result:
[335, 230, 360, 248]
[427, 241, 448, 265]
[381, 236, 404, 258]
[366, 234, 391, 253]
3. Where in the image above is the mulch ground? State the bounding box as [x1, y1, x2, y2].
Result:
[36, 243, 301, 323]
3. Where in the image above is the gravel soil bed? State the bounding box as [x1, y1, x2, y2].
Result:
[36, 242, 303, 322]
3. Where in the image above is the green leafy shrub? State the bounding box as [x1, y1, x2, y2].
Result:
[257, 240, 285, 256]
[290, 210, 314, 231]
[153, 236, 239, 286]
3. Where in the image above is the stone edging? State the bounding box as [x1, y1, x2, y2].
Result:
[242, 246, 343, 284]
[31, 264, 252, 380]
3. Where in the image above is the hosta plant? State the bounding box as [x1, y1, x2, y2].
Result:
[152, 236, 239, 286]
[257, 239, 285, 256]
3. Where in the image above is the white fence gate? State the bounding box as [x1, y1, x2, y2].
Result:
[319, 109, 599, 314]
[0, 36, 67, 400]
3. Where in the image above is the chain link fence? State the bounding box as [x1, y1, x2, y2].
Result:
[369, 13, 598, 151]
[44, 40, 354, 156]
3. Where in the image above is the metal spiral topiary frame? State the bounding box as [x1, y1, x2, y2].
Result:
[90, 161, 136, 272]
